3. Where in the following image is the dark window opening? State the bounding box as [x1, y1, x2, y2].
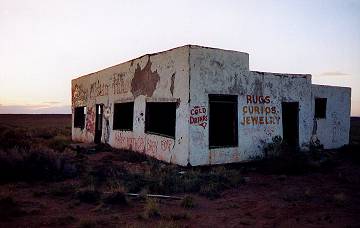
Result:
[315, 98, 327, 119]
[113, 102, 134, 131]
[209, 94, 238, 148]
[145, 102, 176, 138]
[74, 106, 86, 129]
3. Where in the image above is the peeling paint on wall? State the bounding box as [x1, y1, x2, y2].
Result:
[131, 58, 160, 97]
[170, 73, 175, 96]
[72, 45, 350, 166]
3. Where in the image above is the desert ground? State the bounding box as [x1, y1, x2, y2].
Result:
[0, 114, 359, 228]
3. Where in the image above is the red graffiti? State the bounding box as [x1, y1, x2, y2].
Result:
[86, 107, 95, 134]
[190, 106, 208, 129]
[146, 138, 158, 155]
[115, 132, 126, 146]
[114, 132, 174, 155]
[115, 132, 145, 151]
[161, 139, 172, 151]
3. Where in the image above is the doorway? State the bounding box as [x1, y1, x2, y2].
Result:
[94, 104, 103, 144]
[281, 102, 299, 148]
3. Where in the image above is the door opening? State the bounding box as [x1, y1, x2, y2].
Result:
[281, 102, 299, 148]
[94, 104, 103, 144]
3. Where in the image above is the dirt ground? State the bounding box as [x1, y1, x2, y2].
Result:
[0, 114, 360, 228]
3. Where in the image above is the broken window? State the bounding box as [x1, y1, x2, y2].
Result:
[113, 102, 134, 131]
[209, 94, 238, 148]
[145, 102, 176, 138]
[315, 98, 327, 119]
[74, 106, 86, 129]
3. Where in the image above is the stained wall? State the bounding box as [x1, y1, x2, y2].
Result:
[72, 45, 351, 166]
[72, 46, 190, 166]
[189, 46, 318, 165]
[311, 85, 351, 149]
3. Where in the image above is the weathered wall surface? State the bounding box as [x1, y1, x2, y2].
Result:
[72, 46, 190, 166]
[72, 45, 351, 166]
[311, 85, 351, 149]
[188, 46, 313, 165]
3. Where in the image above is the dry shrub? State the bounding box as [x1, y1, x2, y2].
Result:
[0, 127, 31, 150]
[143, 198, 160, 219]
[140, 165, 243, 198]
[260, 136, 310, 175]
[48, 135, 71, 152]
[0, 145, 76, 182]
[103, 191, 128, 205]
[180, 195, 195, 209]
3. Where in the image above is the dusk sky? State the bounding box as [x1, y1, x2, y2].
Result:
[0, 0, 359, 115]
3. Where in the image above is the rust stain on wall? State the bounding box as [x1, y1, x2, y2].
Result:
[131, 58, 160, 97]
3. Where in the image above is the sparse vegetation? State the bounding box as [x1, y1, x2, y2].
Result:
[143, 198, 161, 219]
[103, 191, 128, 205]
[48, 135, 71, 152]
[0, 115, 359, 227]
[0, 145, 76, 182]
[181, 195, 195, 209]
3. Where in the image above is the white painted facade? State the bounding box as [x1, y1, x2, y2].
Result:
[72, 45, 351, 166]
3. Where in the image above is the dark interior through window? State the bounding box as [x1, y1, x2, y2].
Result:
[209, 94, 238, 148]
[113, 102, 134, 130]
[145, 102, 176, 138]
[74, 106, 86, 129]
[315, 98, 327, 119]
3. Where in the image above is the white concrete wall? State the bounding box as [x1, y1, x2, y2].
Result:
[188, 46, 313, 165]
[72, 46, 190, 166]
[72, 45, 351, 166]
[311, 85, 351, 149]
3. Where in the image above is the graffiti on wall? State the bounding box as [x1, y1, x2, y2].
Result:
[189, 106, 208, 129]
[114, 132, 174, 155]
[112, 73, 128, 95]
[72, 84, 88, 107]
[240, 95, 280, 125]
[90, 80, 109, 98]
[86, 107, 95, 134]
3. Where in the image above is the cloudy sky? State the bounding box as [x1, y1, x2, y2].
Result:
[0, 0, 359, 115]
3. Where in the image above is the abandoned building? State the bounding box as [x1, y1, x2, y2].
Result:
[71, 45, 351, 166]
